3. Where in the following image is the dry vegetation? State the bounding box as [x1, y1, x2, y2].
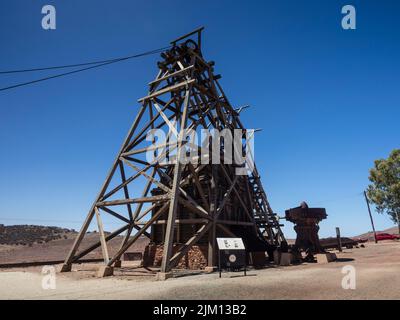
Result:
[0, 224, 149, 264]
[0, 224, 75, 246]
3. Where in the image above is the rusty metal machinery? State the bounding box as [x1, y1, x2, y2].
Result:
[285, 201, 327, 258]
[61, 28, 286, 276]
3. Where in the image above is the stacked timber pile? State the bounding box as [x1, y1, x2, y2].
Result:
[143, 244, 208, 270]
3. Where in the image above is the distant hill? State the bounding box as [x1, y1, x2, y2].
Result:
[0, 224, 76, 246]
[0, 224, 149, 264]
[1, 223, 398, 265]
[355, 226, 399, 240]
[382, 226, 399, 234]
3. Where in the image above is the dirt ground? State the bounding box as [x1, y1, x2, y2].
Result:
[0, 241, 399, 300]
[0, 233, 149, 264]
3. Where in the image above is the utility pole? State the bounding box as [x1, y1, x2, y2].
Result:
[364, 191, 378, 243]
[396, 212, 400, 236]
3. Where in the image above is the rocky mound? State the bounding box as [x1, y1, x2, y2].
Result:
[355, 226, 399, 240]
[0, 224, 76, 246]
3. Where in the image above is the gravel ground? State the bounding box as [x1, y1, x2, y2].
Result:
[0, 241, 399, 300]
[0, 234, 148, 264]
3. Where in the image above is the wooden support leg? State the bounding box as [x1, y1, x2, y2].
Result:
[207, 165, 218, 268]
[61, 104, 147, 272]
[95, 207, 110, 264]
[97, 266, 114, 278]
[160, 85, 191, 274]
[160, 166, 183, 273]
[60, 207, 96, 272]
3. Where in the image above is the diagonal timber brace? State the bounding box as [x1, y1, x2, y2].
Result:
[61, 28, 286, 276]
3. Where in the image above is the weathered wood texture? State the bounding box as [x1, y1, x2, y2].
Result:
[61, 28, 286, 274]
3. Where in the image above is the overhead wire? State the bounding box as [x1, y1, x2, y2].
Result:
[0, 45, 171, 92]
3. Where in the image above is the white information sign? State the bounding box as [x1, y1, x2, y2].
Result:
[216, 238, 245, 250]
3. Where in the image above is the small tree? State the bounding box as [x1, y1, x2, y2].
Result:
[367, 149, 400, 234]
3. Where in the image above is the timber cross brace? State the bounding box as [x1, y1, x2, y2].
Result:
[60, 27, 286, 277]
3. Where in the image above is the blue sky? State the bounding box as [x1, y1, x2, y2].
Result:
[0, 0, 399, 238]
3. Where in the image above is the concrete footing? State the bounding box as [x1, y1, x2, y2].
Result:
[156, 272, 173, 281]
[273, 250, 294, 266]
[273, 250, 281, 265]
[97, 266, 114, 277]
[316, 252, 337, 264]
[279, 253, 293, 266]
[204, 266, 217, 273]
[60, 264, 72, 273]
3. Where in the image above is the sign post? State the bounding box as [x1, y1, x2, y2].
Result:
[336, 227, 342, 252]
[216, 238, 246, 278]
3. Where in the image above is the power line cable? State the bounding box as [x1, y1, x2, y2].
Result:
[0, 57, 122, 75]
[0, 46, 170, 74]
[0, 46, 170, 92]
